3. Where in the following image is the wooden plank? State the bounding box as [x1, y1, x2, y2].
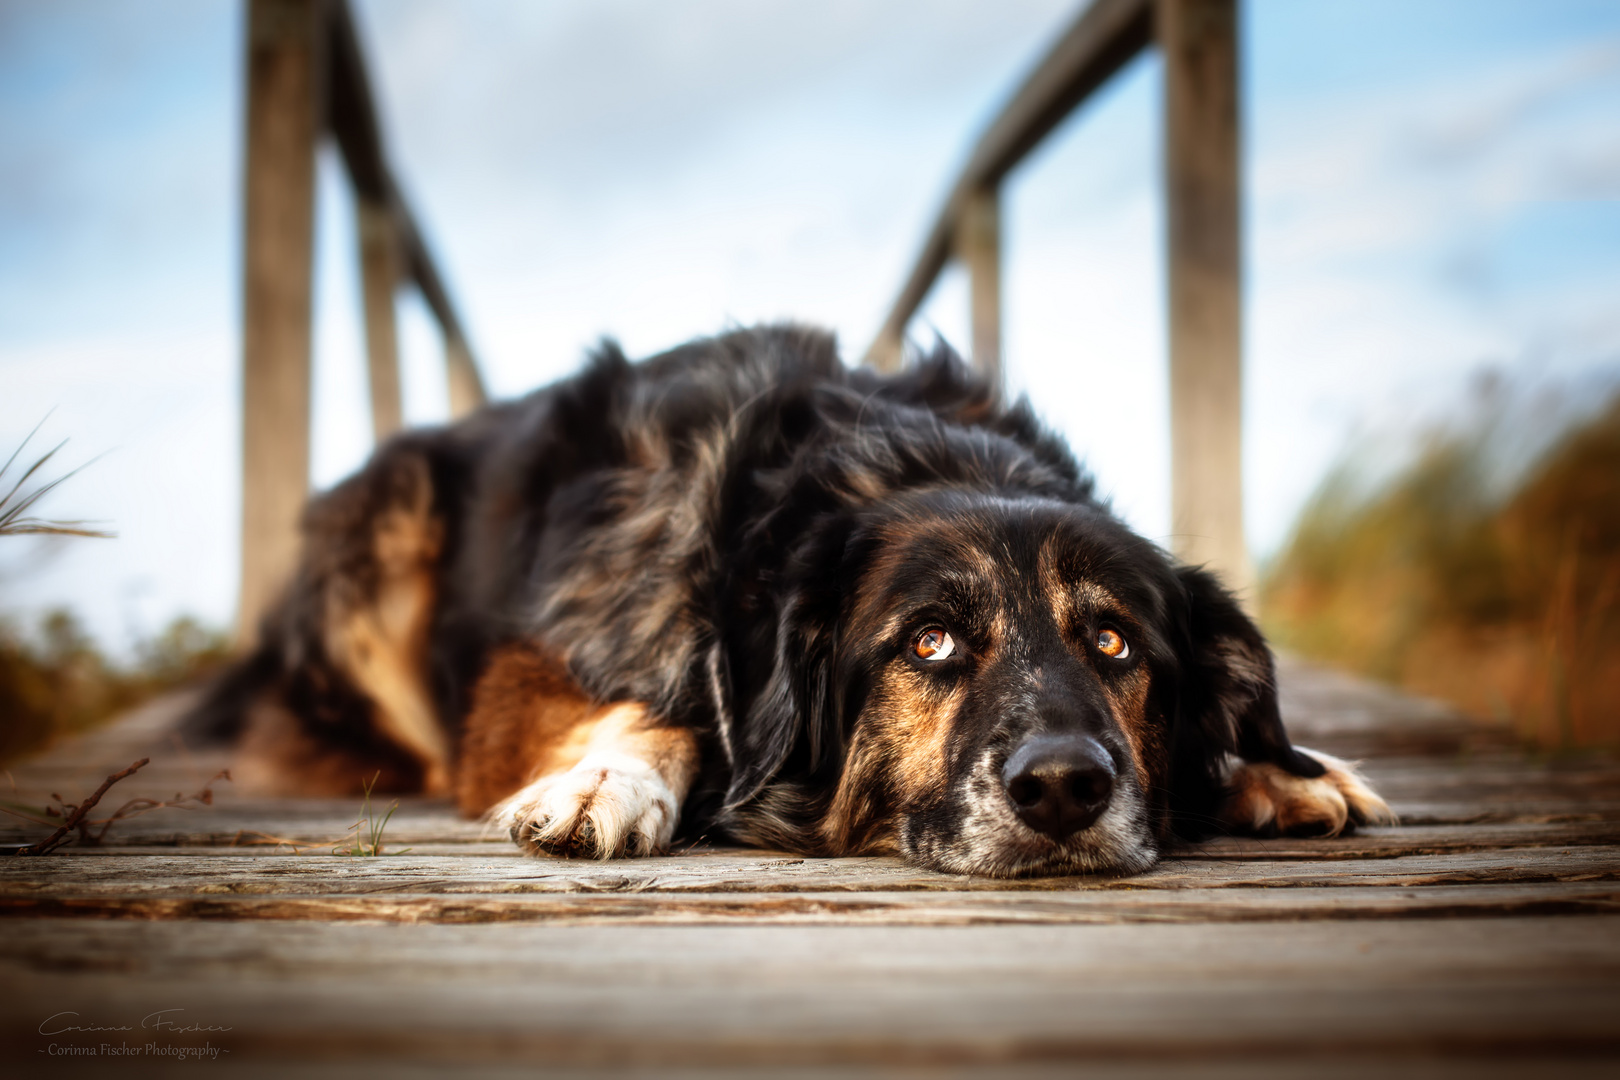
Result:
[6, 813, 1619, 856]
[5, 847, 1616, 901]
[958, 187, 1003, 386]
[4, 884, 1618, 927]
[864, 0, 1153, 369]
[236, 0, 324, 644]
[357, 197, 403, 440]
[4, 918, 1617, 1066]
[1160, 0, 1247, 595]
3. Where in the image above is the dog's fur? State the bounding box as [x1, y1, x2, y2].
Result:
[187, 325, 1391, 876]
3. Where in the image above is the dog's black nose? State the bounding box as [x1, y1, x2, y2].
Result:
[1002, 734, 1116, 839]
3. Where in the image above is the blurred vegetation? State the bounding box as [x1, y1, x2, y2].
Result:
[1, 425, 231, 766]
[1262, 389, 1620, 750]
[0, 611, 232, 766]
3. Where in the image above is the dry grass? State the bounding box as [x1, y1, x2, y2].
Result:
[1262, 391, 1620, 750]
[0, 611, 233, 765]
[1, 426, 232, 764]
[332, 773, 410, 857]
[0, 422, 112, 540]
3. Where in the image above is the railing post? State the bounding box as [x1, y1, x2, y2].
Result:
[358, 197, 403, 441]
[238, 0, 325, 644]
[1159, 0, 1249, 596]
[445, 335, 485, 420]
[957, 188, 1003, 388]
[866, 330, 904, 374]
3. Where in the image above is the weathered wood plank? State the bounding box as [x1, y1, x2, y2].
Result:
[4, 883, 1617, 927]
[7, 819, 1614, 857]
[4, 918, 1617, 1066]
[5, 846, 1616, 901]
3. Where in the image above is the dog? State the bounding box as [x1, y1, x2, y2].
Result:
[187, 324, 1392, 876]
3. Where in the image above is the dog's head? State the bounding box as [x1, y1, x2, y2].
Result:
[720, 398, 1317, 875]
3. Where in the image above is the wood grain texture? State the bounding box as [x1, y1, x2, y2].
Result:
[4, 918, 1618, 1067]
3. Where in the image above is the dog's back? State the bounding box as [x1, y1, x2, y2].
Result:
[183, 324, 1004, 796]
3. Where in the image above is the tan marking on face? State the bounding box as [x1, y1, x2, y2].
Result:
[1035, 538, 1162, 800]
[1037, 538, 1121, 633]
[852, 519, 1005, 645]
[1099, 664, 1161, 799]
[819, 663, 966, 854]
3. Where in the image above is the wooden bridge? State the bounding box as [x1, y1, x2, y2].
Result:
[3, 659, 1618, 1074]
[5, 1, 1615, 1074]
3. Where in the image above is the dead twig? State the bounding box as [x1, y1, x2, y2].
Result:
[11, 761, 231, 855]
[14, 757, 149, 855]
[81, 769, 232, 844]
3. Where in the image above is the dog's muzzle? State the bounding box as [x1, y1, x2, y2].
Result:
[1001, 733, 1116, 840]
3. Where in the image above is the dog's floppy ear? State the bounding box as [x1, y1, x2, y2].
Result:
[1168, 565, 1324, 831]
[722, 514, 856, 812]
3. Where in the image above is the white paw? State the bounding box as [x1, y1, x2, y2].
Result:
[1221, 748, 1397, 837]
[491, 751, 679, 859]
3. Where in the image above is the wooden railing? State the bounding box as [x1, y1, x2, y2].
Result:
[237, 0, 487, 641]
[865, 0, 1249, 594]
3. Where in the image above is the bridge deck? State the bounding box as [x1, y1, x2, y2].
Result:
[3, 657, 1617, 1077]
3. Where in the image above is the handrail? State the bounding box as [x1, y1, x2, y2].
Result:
[864, 0, 1152, 372]
[859, 0, 1250, 599]
[325, 0, 487, 412]
[237, 0, 487, 642]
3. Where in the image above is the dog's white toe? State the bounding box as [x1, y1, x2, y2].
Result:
[492, 751, 679, 859]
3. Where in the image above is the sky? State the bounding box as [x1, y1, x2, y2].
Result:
[1, 0, 1618, 655]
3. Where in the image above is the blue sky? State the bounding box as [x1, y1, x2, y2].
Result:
[2, 0, 1618, 653]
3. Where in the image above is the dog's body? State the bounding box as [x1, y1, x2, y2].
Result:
[189, 325, 1390, 875]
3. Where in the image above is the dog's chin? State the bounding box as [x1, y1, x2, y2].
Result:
[902, 796, 1160, 878]
[924, 832, 1158, 879]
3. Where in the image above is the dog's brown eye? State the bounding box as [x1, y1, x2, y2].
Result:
[1096, 628, 1129, 659]
[913, 627, 955, 661]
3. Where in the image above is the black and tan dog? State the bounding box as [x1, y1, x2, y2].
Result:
[188, 325, 1390, 876]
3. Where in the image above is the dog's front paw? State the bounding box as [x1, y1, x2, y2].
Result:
[491, 751, 679, 859]
[1220, 748, 1396, 837]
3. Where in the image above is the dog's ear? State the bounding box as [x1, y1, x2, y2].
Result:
[1168, 565, 1324, 830]
[722, 515, 856, 812]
